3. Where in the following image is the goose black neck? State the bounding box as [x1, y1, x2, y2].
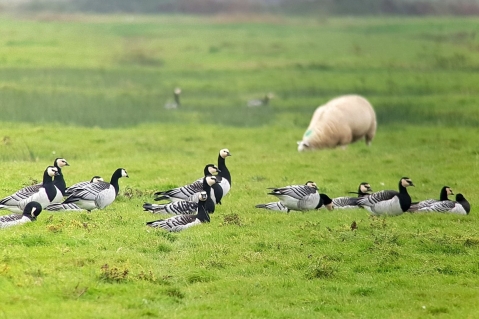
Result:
[398, 181, 412, 212]
[110, 169, 122, 196]
[439, 187, 449, 201]
[218, 154, 231, 184]
[197, 200, 210, 222]
[42, 170, 54, 185]
[202, 177, 215, 213]
[53, 165, 66, 195]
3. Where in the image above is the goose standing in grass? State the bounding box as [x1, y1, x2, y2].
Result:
[408, 186, 453, 212]
[357, 177, 414, 216]
[0, 166, 63, 213]
[146, 191, 210, 232]
[65, 176, 103, 196]
[0, 201, 42, 229]
[154, 164, 222, 204]
[216, 148, 232, 197]
[164, 87, 181, 109]
[332, 182, 373, 209]
[149, 175, 218, 214]
[416, 193, 470, 215]
[247, 93, 274, 107]
[46, 168, 128, 212]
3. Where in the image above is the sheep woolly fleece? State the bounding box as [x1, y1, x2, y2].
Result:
[297, 95, 377, 151]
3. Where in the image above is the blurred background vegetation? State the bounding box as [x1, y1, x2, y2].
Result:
[2, 0, 479, 15]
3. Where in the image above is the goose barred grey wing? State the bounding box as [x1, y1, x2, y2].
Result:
[154, 181, 203, 202]
[416, 200, 468, 214]
[46, 202, 85, 212]
[143, 201, 198, 215]
[255, 202, 289, 212]
[408, 199, 439, 212]
[269, 185, 317, 200]
[357, 190, 399, 207]
[65, 182, 112, 202]
[146, 214, 201, 232]
[65, 181, 90, 196]
[332, 196, 361, 209]
[0, 184, 42, 205]
[0, 214, 31, 228]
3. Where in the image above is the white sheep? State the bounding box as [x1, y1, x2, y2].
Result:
[297, 95, 376, 151]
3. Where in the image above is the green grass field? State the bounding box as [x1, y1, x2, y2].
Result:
[1, 13, 479, 319]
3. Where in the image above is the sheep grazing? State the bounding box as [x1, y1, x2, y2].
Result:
[297, 95, 377, 152]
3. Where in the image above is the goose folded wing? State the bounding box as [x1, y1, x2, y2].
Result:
[271, 185, 317, 200]
[358, 190, 399, 206]
[155, 181, 203, 197]
[65, 182, 111, 202]
[0, 214, 22, 223]
[422, 200, 456, 212]
[0, 184, 43, 204]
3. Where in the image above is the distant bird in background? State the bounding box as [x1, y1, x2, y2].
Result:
[247, 93, 274, 107]
[164, 87, 182, 109]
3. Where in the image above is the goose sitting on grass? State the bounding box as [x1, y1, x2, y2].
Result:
[357, 177, 414, 216]
[408, 186, 453, 212]
[0, 166, 63, 213]
[146, 191, 209, 232]
[46, 168, 128, 212]
[266, 181, 333, 212]
[332, 182, 373, 209]
[0, 201, 42, 229]
[416, 193, 470, 215]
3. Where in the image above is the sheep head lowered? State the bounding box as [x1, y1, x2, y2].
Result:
[297, 94, 377, 152]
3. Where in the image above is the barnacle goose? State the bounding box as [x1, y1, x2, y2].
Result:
[0, 201, 42, 229]
[164, 87, 181, 109]
[146, 191, 209, 232]
[408, 186, 453, 212]
[4, 158, 69, 201]
[46, 168, 128, 212]
[267, 181, 333, 212]
[216, 148, 232, 197]
[65, 176, 103, 196]
[247, 93, 274, 107]
[146, 175, 218, 214]
[0, 166, 63, 213]
[154, 164, 222, 204]
[143, 200, 199, 215]
[357, 177, 414, 216]
[416, 193, 470, 215]
[256, 193, 333, 212]
[332, 182, 373, 209]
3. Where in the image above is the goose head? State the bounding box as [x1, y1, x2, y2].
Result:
[400, 177, 414, 188]
[219, 149, 231, 158]
[444, 186, 454, 196]
[205, 175, 218, 187]
[320, 193, 333, 211]
[54, 158, 70, 168]
[359, 183, 373, 194]
[24, 201, 43, 219]
[204, 164, 220, 176]
[199, 191, 208, 202]
[91, 176, 104, 183]
[305, 181, 318, 190]
[47, 166, 60, 177]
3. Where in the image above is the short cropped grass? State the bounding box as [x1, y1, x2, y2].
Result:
[0, 13, 479, 319]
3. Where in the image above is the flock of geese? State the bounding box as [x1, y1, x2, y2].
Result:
[0, 150, 471, 231]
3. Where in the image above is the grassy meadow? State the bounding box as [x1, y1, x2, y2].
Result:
[1, 13, 479, 319]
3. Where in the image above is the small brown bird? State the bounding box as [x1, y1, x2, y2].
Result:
[350, 221, 358, 231]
